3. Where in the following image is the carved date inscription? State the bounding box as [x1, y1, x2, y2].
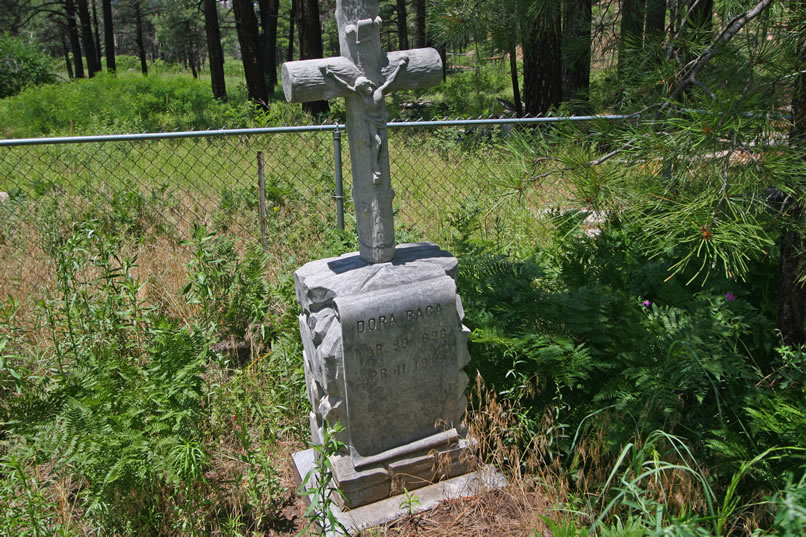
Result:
[335, 275, 459, 456]
[356, 325, 451, 386]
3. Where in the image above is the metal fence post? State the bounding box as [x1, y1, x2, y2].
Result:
[332, 125, 345, 231]
[257, 151, 268, 253]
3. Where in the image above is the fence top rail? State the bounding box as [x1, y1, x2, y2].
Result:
[0, 124, 344, 147]
[0, 114, 641, 147]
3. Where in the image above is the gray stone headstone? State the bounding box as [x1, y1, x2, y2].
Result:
[294, 243, 472, 507]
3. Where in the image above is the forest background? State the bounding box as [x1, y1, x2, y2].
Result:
[1, 0, 806, 536]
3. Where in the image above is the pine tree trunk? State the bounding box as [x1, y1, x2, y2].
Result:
[523, 4, 562, 115]
[794, 33, 806, 146]
[64, 0, 85, 78]
[297, 0, 329, 115]
[328, 23, 338, 56]
[75, 0, 100, 75]
[413, 0, 426, 48]
[643, 0, 666, 69]
[233, 0, 269, 107]
[563, 0, 592, 101]
[439, 44, 447, 80]
[396, 0, 409, 50]
[644, 0, 666, 38]
[92, 0, 102, 65]
[618, 0, 645, 77]
[778, 204, 806, 345]
[133, 0, 148, 75]
[287, 0, 296, 61]
[778, 12, 806, 345]
[203, 0, 227, 100]
[62, 33, 74, 79]
[671, 0, 713, 67]
[258, 0, 279, 89]
[102, 0, 115, 72]
[186, 24, 199, 79]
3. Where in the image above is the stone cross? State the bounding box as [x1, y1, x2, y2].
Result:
[281, 0, 442, 264]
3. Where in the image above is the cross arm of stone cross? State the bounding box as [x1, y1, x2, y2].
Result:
[281, 0, 444, 264]
[319, 55, 408, 104]
[282, 49, 441, 104]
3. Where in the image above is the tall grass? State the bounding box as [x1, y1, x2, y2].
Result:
[0, 215, 313, 535]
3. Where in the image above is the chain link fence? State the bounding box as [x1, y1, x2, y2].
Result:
[0, 117, 631, 297]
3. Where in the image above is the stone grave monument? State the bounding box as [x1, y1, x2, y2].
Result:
[284, 0, 503, 530]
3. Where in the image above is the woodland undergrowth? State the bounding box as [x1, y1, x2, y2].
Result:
[1, 181, 804, 535]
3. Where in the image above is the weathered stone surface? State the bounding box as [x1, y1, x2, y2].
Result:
[337, 275, 460, 456]
[284, 0, 488, 519]
[325, 435, 475, 507]
[353, 428, 457, 471]
[295, 243, 471, 508]
[295, 242, 457, 313]
[282, 49, 441, 104]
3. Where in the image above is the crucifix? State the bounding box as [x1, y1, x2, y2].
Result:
[281, 0, 443, 264]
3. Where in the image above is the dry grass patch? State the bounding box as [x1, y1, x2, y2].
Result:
[368, 487, 552, 537]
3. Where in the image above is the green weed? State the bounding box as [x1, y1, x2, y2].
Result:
[299, 420, 348, 536]
[0, 214, 308, 534]
[399, 488, 422, 516]
[769, 470, 806, 536]
[183, 225, 275, 345]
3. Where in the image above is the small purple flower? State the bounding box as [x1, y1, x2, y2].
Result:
[724, 292, 736, 302]
[642, 300, 652, 307]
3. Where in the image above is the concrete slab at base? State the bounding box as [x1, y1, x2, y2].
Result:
[293, 448, 507, 536]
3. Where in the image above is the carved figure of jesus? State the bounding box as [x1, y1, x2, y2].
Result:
[281, 0, 442, 263]
[321, 56, 408, 185]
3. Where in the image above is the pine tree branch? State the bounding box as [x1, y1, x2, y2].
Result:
[664, 0, 706, 61]
[711, 133, 738, 223]
[590, 146, 630, 166]
[691, 78, 716, 101]
[659, 0, 774, 117]
[591, 0, 774, 167]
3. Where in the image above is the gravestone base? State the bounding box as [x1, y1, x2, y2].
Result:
[293, 448, 507, 536]
[329, 428, 474, 508]
[294, 242, 472, 509]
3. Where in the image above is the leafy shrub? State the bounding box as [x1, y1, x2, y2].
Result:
[0, 72, 235, 137]
[458, 213, 803, 532]
[0, 453, 78, 537]
[0, 218, 300, 533]
[0, 222, 213, 532]
[183, 226, 275, 344]
[219, 97, 310, 129]
[769, 471, 806, 536]
[0, 35, 55, 99]
[113, 54, 144, 72]
[0, 68, 315, 138]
